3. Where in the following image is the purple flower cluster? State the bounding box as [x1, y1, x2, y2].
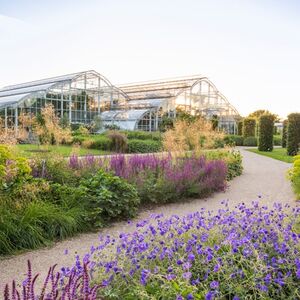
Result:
[58, 201, 300, 299]
[5, 201, 300, 299]
[67, 153, 228, 201]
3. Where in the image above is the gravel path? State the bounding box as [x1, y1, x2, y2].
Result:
[0, 148, 296, 288]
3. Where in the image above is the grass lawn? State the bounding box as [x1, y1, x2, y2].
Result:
[12, 144, 110, 158]
[247, 147, 295, 163]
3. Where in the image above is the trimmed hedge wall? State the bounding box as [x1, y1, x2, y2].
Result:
[282, 120, 288, 148]
[243, 118, 256, 138]
[258, 115, 274, 151]
[127, 139, 162, 153]
[287, 113, 300, 156]
[273, 135, 282, 146]
[243, 136, 257, 146]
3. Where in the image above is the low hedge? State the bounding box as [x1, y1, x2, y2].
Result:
[273, 135, 282, 146]
[86, 135, 112, 151]
[224, 135, 244, 146]
[127, 139, 162, 153]
[243, 136, 257, 146]
[123, 131, 162, 141]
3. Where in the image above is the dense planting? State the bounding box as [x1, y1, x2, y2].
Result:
[0, 146, 241, 255]
[72, 130, 163, 154]
[289, 155, 300, 199]
[258, 115, 274, 151]
[6, 201, 300, 299]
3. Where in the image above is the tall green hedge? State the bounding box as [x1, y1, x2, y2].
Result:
[282, 120, 288, 148]
[287, 113, 300, 156]
[237, 120, 243, 136]
[258, 115, 274, 151]
[242, 118, 256, 138]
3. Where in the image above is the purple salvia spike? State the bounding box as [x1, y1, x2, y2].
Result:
[16, 290, 20, 300]
[71, 275, 82, 298]
[22, 286, 26, 300]
[12, 280, 16, 300]
[4, 284, 9, 300]
[26, 260, 32, 299]
[90, 285, 101, 300]
[39, 266, 52, 300]
[30, 274, 39, 300]
[83, 263, 89, 300]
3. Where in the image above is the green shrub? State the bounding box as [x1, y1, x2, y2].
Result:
[243, 136, 257, 146]
[287, 113, 300, 156]
[87, 135, 112, 151]
[273, 135, 282, 146]
[127, 139, 162, 153]
[79, 170, 140, 225]
[107, 131, 128, 153]
[242, 118, 256, 138]
[258, 114, 274, 151]
[224, 135, 244, 146]
[71, 136, 85, 145]
[288, 155, 300, 199]
[282, 119, 288, 148]
[204, 149, 243, 180]
[124, 130, 162, 141]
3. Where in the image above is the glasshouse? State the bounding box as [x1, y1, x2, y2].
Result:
[0, 70, 240, 133]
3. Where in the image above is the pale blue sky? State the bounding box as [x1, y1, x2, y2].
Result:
[0, 0, 299, 118]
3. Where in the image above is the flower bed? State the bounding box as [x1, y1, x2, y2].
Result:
[5, 201, 300, 299]
[0, 147, 239, 255]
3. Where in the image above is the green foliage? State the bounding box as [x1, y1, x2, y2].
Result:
[242, 118, 256, 138]
[79, 170, 140, 225]
[124, 130, 162, 141]
[273, 135, 282, 146]
[288, 155, 300, 199]
[204, 149, 243, 180]
[258, 114, 274, 151]
[248, 109, 278, 122]
[0, 145, 31, 186]
[287, 113, 300, 156]
[159, 116, 174, 132]
[243, 136, 257, 146]
[282, 120, 288, 148]
[84, 135, 113, 151]
[237, 120, 243, 136]
[107, 131, 128, 153]
[224, 135, 244, 146]
[128, 139, 162, 153]
[211, 114, 219, 130]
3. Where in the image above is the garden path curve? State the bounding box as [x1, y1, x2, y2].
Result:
[0, 148, 296, 287]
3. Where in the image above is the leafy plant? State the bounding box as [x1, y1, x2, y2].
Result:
[79, 170, 140, 225]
